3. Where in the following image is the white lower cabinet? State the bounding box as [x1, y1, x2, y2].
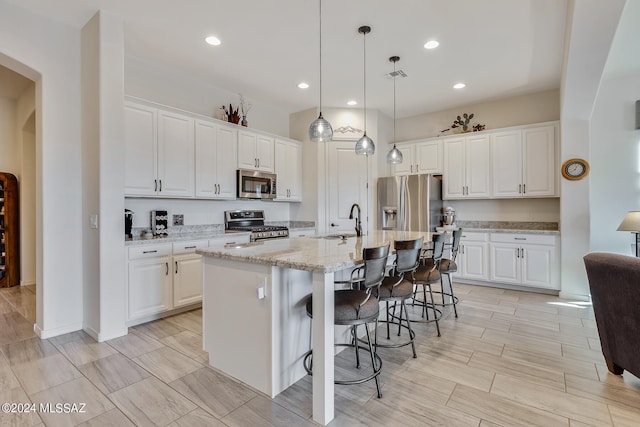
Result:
[489, 233, 559, 290]
[288, 228, 316, 238]
[127, 244, 173, 321]
[127, 240, 208, 324]
[457, 232, 489, 281]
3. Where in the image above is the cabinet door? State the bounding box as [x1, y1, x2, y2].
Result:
[157, 111, 195, 197]
[491, 131, 523, 197]
[443, 138, 466, 199]
[521, 244, 556, 288]
[287, 142, 302, 201]
[459, 242, 488, 281]
[237, 130, 258, 170]
[215, 126, 238, 199]
[274, 140, 290, 199]
[173, 253, 203, 307]
[523, 126, 556, 197]
[465, 134, 491, 198]
[128, 256, 172, 320]
[256, 135, 275, 172]
[489, 243, 520, 284]
[194, 119, 218, 198]
[124, 103, 157, 196]
[415, 140, 442, 174]
[391, 146, 414, 175]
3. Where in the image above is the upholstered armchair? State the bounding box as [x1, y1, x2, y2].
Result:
[583, 252, 640, 378]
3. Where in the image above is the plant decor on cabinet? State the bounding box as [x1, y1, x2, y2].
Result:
[440, 112, 485, 135]
[239, 94, 252, 127]
[221, 104, 240, 124]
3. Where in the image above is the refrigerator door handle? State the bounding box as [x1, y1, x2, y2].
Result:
[398, 176, 407, 231]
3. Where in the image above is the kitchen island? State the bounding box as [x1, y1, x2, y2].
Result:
[197, 230, 433, 426]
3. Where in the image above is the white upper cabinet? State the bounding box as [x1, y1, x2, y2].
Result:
[124, 102, 195, 198]
[492, 125, 556, 198]
[238, 130, 274, 172]
[195, 120, 238, 199]
[443, 134, 491, 199]
[124, 103, 158, 196]
[157, 111, 195, 197]
[274, 139, 302, 202]
[392, 140, 442, 175]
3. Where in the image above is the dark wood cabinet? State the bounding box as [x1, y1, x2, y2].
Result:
[0, 172, 19, 287]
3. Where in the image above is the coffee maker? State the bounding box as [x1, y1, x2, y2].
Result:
[125, 209, 134, 238]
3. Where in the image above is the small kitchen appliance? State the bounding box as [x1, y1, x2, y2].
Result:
[225, 210, 289, 241]
[125, 209, 134, 238]
[150, 210, 169, 236]
[442, 206, 457, 230]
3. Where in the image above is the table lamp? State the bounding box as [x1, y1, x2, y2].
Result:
[617, 211, 640, 257]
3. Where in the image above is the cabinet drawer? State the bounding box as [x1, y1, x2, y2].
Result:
[490, 233, 556, 245]
[459, 232, 489, 242]
[172, 240, 208, 255]
[128, 244, 172, 260]
[209, 233, 251, 246]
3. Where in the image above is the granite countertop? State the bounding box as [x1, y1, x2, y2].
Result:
[125, 230, 251, 246]
[198, 230, 434, 273]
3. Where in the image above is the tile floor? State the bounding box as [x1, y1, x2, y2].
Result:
[0, 282, 639, 426]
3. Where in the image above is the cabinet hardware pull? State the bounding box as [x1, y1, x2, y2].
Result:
[226, 241, 236, 245]
[410, 165, 413, 173]
[416, 164, 419, 171]
[521, 249, 525, 259]
[143, 250, 158, 254]
[516, 248, 519, 257]
[254, 158, 257, 167]
[258, 158, 260, 167]
[519, 184, 522, 194]
[514, 237, 526, 240]
[523, 184, 526, 194]
[165, 262, 169, 275]
[218, 184, 221, 194]
[185, 246, 196, 249]
[175, 261, 178, 274]
[154, 179, 158, 192]
[331, 223, 337, 227]
[159, 180, 162, 191]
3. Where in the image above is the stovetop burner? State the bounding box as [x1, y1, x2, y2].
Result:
[224, 210, 289, 241]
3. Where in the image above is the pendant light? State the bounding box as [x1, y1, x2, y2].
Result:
[386, 56, 403, 164]
[308, 0, 333, 142]
[355, 25, 375, 156]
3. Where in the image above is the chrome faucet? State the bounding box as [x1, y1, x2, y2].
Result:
[349, 203, 362, 237]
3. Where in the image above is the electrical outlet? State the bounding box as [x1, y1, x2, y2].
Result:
[172, 214, 184, 226]
[90, 214, 99, 229]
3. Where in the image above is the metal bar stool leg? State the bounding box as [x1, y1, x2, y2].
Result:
[364, 322, 382, 398]
[427, 284, 441, 337]
[401, 299, 417, 358]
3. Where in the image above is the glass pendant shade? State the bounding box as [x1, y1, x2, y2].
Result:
[386, 144, 403, 163]
[355, 132, 375, 156]
[309, 113, 333, 142]
[308, 0, 333, 142]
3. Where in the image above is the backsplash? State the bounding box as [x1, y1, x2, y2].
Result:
[456, 220, 559, 231]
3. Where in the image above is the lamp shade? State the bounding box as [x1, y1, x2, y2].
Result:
[355, 133, 375, 156]
[386, 144, 403, 163]
[308, 114, 333, 142]
[617, 211, 640, 231]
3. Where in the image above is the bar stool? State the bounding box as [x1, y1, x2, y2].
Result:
[303, 244, 390, 398]
[409, 233, 445, 336]
[436, 228, 462, 317]
[373, 237, 423, 358]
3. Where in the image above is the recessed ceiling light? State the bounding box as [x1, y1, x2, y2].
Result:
[453, 83, 466, 89]
[347, 100, 357, 106]
[205, 36, 221, 46]
[298, 82, 309, 89]
[424, 40, 439, 49]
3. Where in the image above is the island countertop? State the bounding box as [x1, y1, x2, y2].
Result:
[197, 230, 434, 273]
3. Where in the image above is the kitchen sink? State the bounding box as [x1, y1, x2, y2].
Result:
[312, 233, 358, 240]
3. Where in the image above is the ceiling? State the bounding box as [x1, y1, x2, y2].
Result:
[3, 0, 568, 118]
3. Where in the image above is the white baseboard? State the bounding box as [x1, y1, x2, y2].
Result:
[558, 291, 591, 302]
[34, 321, 83, 339]
[20, 280, 36, 286]
[84, 325, 128, 342]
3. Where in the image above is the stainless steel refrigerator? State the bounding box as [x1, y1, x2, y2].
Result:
[377, 175, 443, 232]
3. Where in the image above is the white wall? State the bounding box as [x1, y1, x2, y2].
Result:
[16, 84, 36, 286]
[125, 55, 290, 137]
[590, 1, 640, 255]
[0, 2, 84, 337]
[396, 89, 560, 142]
[0, 97, 18, 174]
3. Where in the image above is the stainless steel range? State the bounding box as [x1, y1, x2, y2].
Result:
[224, 210, 289, 241]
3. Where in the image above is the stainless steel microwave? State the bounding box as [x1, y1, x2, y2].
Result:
[237, 169, 277, 199]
